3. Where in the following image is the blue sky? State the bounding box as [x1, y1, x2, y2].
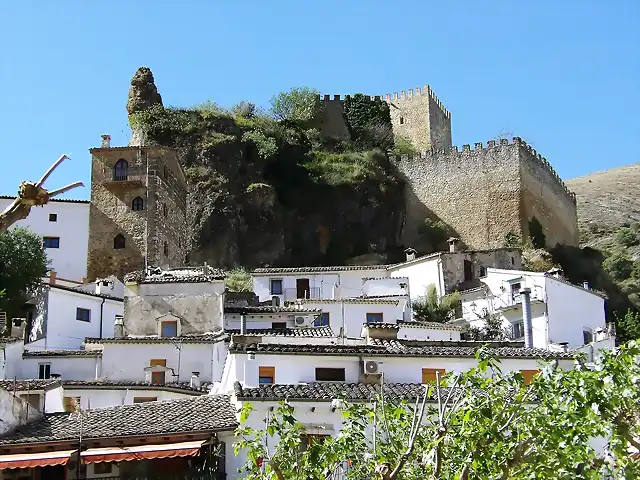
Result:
[1, 1, 638, 200]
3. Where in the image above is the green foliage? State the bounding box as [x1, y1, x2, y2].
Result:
[616, 309, 640, 340]
[0, 228, 49, 324]
[615, 226, 639, 247]
[241, 130, 278, 158]
[390, 135, 418, 157]
[235, 343, 640, 478]
[504, 231, 522, 248]
[417, 217, 451, 253]
[465, 311, 510, 340]
[343, 93, 394, 151]
[304, 149, 390, 187]
[603, 252, 634, 281]
[528, 216, 546, 249]
[225, 268, 253, 293]
[230, 101, 256, 119]
[411, 284, 461, 323]
[270, 87, 322, 124]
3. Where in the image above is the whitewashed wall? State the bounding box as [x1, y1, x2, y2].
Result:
[397, 325, 462, 341]
[0, 198, 90, 282]
[61, 387, 197, 410]
[17, 356, 100, 381]
[363, 277, 408, 297]
[224, 313, 318, 330]
[99, 342, 228, 383]
[0, 342, 23, 380]
[27, 286, 123, 350]
[388, 255, 442, 299]
[44, 385, 65, 413]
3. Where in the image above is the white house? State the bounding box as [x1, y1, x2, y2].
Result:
[458, 268, 607, 349]
[0, 196, 90, 283]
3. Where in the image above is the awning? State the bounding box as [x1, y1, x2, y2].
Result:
[0, 449, 77, 469]
[81, 440, 207, 464]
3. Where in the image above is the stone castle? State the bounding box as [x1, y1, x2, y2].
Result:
[315, 85, 578, 250]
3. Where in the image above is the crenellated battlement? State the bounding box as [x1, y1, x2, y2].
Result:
[319, 84, 450, 119]
[393, 137, 576, 204]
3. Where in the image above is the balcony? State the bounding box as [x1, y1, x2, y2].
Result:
[284, 287, 321, 301]
[102, 166, 146, 188]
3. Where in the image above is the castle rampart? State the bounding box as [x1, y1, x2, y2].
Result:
[395, 137, 579, 251]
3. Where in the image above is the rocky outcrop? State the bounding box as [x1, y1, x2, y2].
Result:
[127, 67, 163, 146]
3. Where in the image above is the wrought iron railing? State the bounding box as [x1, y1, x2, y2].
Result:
[284, 287, 321, 301]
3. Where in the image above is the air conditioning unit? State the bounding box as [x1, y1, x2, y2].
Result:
[364, 360, 380, 375]
[294, 316, 313, 327]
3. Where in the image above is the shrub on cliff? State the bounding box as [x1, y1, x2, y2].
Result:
[270, 87, 322, 124]
[343, 93, 393, 151]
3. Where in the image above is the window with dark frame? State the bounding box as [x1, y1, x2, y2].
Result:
[43, 237, 60, 249]
[131, 196, 145, 211]
[48, 213, 57, 222]
[163, 242, 169, 256]
[76, 307, 91, 322]
[314, 312, 330, 327]
[151, 371, 166, 385]
[94, 463, 113, 474]
[513, 321, 525, 339]
[113, 234, 125, 249]
[133, 397, 157, 404]
[511, 282, 522, 300]
[160, 321, 178, 337]
[38, 363, 51, 379]
[258, 366, 275, 384]
[271, 322, 286, 330]
[366, 312, 383, 324]
[315, 367, 345, 382]
[270, 279, 283, 295]
[114, 159, 129, 181]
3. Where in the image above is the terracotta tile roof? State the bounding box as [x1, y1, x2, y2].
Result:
[124, 266, 226, 284]
[22, 350, 102, 358]
[0, 195, 89, 204]
[49, 283, 123, 302]
[84, 332, 228, 344]
[396, 321, 464, 331]
[0, 380, 60, 392]
[0, 337, 24, 344]
[61, 380, 211, 394]
[292, 298, 399, 305]
[229, 339, 574, 359]
[227, 327, 334, 338]
[253, 265, 388, 274]
[0, 395, 237, 445]
[234, 381, 460, 402]
[224, 305, 321, 314]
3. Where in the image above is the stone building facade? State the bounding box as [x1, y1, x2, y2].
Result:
[396, 138, 579, 250]
[317, 85, 452, 151]
[86, 136, 188, 281]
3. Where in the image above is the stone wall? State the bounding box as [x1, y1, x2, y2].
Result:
[440, 249, 523, 294]
[86, 145, 188, 281]
[395, 138, 579, 253]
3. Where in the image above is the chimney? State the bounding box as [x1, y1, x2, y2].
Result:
[362, 323, 399, 342]
[240, 310, 247, 335]
[114, 315, 124, 338]
[520, 288, 533, 348]
[404, 247, 417, 262]
[558, 341, 569, 353]
[10, 318, 26, 341]
[583, 281, 590, 290]
[50, 373, 62, 380]
[448, 237, 460, 253]
[95, 279, 113, 296]
[190, 372, 201, 389]
[101, 134, 111, 148]
[49, 270, 57, 285]
[547, 267, 564, 279]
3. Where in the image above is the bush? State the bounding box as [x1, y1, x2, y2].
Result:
[504, 231, 521, 248]
[225, 268, 253, 292]
[304, 149, 389, 186]
[615, 226, 639, 247]
[418, 217, 451, 252]
[390, 135, 418, 157]
[412, 284, 461, 323]
[343, 94, 393, 151]
[270, 87, 322, 124]
[602, 253, 634, 281]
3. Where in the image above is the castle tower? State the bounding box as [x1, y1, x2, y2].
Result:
[385, 86, 452, 151]
[86, 135, 188, 281]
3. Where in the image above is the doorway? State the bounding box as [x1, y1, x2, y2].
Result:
[296, 278, 310, 299]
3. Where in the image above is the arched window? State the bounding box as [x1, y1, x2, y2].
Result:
[114, 234, 126, 250]
[131, 196, 144, 211]
[163, 242, 169, 256]
[114, 159, 128, 181]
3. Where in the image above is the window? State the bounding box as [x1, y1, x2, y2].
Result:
[513, 321, 525, 339]
[131, 196, 144, 211]
[48, 213, 57, 222]
[19, 394, 40, 410]
[38, 363, 51, 379]
[113, 234, 125, 249]
[314, 312, 330, 327]
[315, 368, 345, 382]
[519, 370, 539, 385]
[258, 366, 275, 385]
[114, 159, 128, 180]
[510, 282, 522, 300]
[163, 203, 168, 217]
[422, 368, 446, 384]
[151, 371, 166, 385]
[63, 396, 81, 412]
[583, 329, 593, 345]
[399, 117, 404, 125]
[163, 242, 169, 256]
[160, 321, 178, 337]
[163, 166, 168, 179]
[94, 463, 113, 475]
[271, 322, 286, 330]
[270, 279, 283, 295]
[511, 256, 515, 265]
[43, 237, 60, 249]
[133, 397, 157, 404]
[463, 260, 473, 281]
[366, 313, 383, 324]
[479, 266, 487, 277]
[76, 307, 91, 322]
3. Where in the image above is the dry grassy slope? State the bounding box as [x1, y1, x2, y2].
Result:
[566, 163, 640, 255]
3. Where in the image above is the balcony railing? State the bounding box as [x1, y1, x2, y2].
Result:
[284, 287, 321, 301]
[103, 166, 147, 186]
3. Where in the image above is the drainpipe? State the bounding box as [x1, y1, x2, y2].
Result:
[521, 288, 533, 348]
[98, 297, 105, 339]
[240, 309, 247, 335]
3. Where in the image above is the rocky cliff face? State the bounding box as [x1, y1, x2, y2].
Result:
[126, 67, 406, 268]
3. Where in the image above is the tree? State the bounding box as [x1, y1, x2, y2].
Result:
[411, 284, 461, 323]
[465, 311, 511, 341]
[225, 268, 253, 292]
[270, 87, 322, 124]
[603, 253, 634, 282]
[235, 343, 640, 479]
[0, 228, 49, 325]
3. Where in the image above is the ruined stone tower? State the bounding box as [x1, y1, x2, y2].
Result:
[316, 85, 452, 151]
[85, 135, 188, 281]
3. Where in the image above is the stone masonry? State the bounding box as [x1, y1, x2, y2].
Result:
[396, 138, 579, 251]
[317, 85, 452, 151]
[86, 140, 188, 281]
